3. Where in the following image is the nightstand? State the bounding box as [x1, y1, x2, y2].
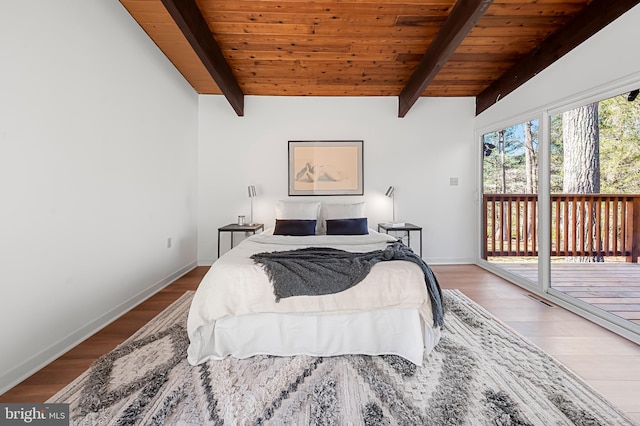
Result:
[377, 222, 423, 257]
[218, 223, 264, 257]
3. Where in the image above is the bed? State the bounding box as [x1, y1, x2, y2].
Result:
[187, 201, 443, 366]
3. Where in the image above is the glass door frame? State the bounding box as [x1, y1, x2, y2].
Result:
[543, 92, 640, 342]
[476, 112, 545, 295]
[476, 95, 640, 345]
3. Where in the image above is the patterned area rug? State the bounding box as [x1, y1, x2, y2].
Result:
[48, 290, 637, 425]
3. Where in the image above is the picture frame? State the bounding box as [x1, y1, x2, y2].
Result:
[288, 140, 364, 196]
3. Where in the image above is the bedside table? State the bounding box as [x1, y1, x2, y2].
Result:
[377, 222, 423, 257]
[218, 223, 264, 257]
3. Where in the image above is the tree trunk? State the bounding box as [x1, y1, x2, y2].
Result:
[524, 121, 537, 246]
[524, 121, 537, 194]
[562, 102, 602, 262]
[563, 103, 600, 194]
[496, 130, 506, 193]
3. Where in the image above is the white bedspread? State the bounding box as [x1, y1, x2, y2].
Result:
[187, 229, 439, 365]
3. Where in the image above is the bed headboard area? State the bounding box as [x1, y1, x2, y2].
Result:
[273, 200, 367, 235]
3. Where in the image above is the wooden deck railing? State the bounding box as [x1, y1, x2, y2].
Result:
[483, 194, 640, 262]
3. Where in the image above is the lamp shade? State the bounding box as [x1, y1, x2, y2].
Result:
[384, 185, 404, 227]
[385, 186, 395, 197]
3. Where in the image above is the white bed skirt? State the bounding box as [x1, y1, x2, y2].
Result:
[187, 307, 441, 366]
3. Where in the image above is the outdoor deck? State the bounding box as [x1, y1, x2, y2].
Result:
[494, 261, 640, 325]
[483, 194, 640, 262]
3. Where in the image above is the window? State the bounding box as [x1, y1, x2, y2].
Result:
[481, 119, 539, 284]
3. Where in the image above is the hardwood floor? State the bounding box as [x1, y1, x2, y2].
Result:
[434, 264, 640, 421]
[495, 261, 640, 324]
[1, 264, 639, 421]
[0, 266, 207, 404]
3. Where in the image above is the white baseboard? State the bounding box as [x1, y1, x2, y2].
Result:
[0, 261, 197, 396]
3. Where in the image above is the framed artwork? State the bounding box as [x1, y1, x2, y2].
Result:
[288, 140, 364, 196]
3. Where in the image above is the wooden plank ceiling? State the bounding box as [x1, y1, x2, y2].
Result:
[119, 0, 639, 116]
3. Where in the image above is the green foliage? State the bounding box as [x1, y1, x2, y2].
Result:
[550, 92, 640, 194]
[483, 120, 539, 194]
[485, 90, 640, 195]
[598, 93, 640, 193]
[549, 114, 564, 192]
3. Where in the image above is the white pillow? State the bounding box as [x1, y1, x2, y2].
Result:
[274, 200, 321, 220]
[320, 202, 366, 233]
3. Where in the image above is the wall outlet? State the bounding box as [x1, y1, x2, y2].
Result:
[167, 237, 172, 248]
[450, 177, 459, 186]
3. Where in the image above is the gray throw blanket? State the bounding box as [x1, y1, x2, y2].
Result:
[251, 242, 444, 327]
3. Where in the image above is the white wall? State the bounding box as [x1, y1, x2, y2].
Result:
[0, 2, 198, 392]
[198, 96, 477, 264]
[476, 4, 640, 130]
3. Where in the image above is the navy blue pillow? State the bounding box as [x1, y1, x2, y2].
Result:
[326, 218, 369, 235]
[273, 219, 317, 236]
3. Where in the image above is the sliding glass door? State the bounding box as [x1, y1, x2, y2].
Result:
[481, 119, 540, 285]
[548, 91, 640, 329]
[480, 87, 640, 341]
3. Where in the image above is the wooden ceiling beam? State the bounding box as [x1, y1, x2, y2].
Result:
[475, 0, 640, 115]
[398, 0, 494, 117]
[161, 0, 244, 116]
